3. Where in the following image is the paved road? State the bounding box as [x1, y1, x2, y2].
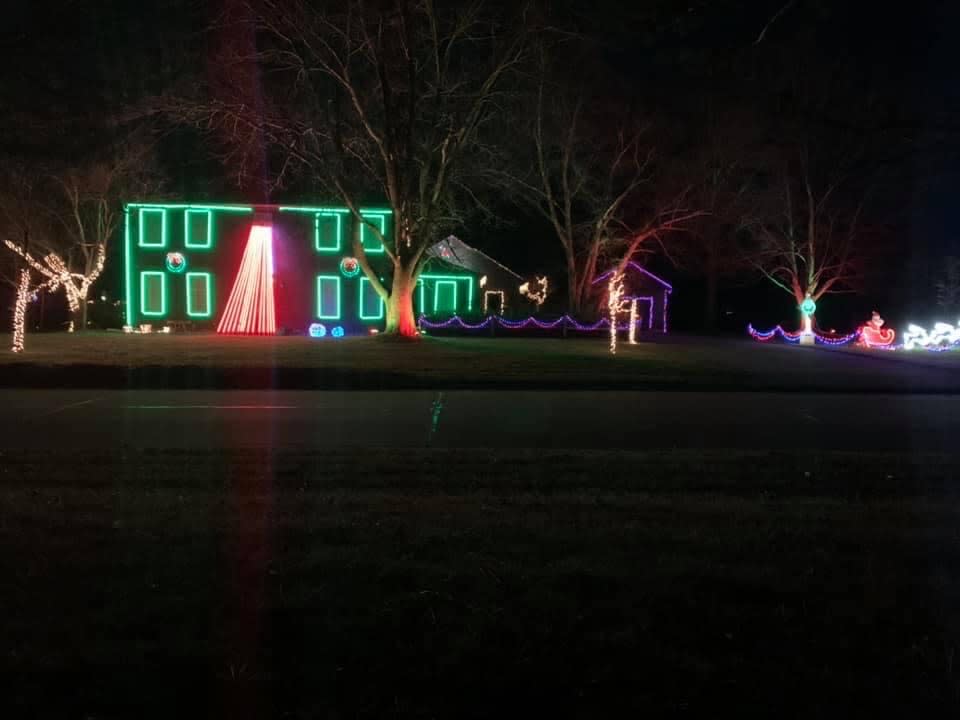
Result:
[2, 389, 958, 452]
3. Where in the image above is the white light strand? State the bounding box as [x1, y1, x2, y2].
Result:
[519, 275, 549, 309]
[4, 240, 105, 331]
[483, 290, 506, 315]
[607, 271, 628, 355]
[11, 268, 30, 352]
[903, 321, 960, 350]
[628, 298, 638, 345]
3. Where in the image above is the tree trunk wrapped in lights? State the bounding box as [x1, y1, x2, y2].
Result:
[607, 271, 628, 355]
[11, 269, 30, 352]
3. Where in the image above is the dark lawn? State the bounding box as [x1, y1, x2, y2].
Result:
[2, 332, 960, 391]
[4, 449, 960, 717]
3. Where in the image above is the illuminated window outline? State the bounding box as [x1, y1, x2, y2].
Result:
[360, 212, 386, 254]
[140, 271, 167, 317]
[138, 208, 167, 248]
[358, 276, 385, 320]
[316, 275, 342, 320]
[185, 272, 213, 318]
[434, 280, 458, 315]
[417, 274, 475, 315]
[315, 212, 343, 253]
[184, 209, 213, 249]
[483, 290, 505, 315]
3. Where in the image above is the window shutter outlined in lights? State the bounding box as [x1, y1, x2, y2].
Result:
[140, 271, 167, 317]
[138, 208, 167, 248]
[359, 276, 384, 320]
[185, 272, 214, 318]
[184, 209, 213, 249]
[316, 275, 341, 320]
[315, 212, 344, 252]
[359, 212, 386, 253]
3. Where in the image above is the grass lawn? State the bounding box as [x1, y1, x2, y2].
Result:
[3, 448, 960, 717]
[3, 331, 959, 391]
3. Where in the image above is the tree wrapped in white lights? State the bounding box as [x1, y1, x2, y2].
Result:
[11, 269, 30, 352]
[607, 271, 629, 354]
[4, 240, 104, 332]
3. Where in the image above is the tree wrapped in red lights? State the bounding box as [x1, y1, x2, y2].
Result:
[166, 0, 528, 337]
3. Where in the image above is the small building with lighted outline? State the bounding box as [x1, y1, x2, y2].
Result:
[591, 261, 672, 332]
[123, 202, 486, 334]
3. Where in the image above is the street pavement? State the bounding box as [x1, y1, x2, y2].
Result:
[3, 389, 959, 452]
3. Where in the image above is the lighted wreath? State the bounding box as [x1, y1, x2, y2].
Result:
[340, 257, 360, 277]
[165, 252, 187, 273]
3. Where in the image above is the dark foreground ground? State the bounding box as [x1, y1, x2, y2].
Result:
[4, 448, 960, 718]
[3, 332, 960, 391]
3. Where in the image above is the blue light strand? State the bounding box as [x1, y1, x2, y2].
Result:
[419, 315, 651, 332]
[747, 324, 861, 346]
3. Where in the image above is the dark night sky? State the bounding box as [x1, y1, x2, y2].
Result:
[3, 0, 960, 331]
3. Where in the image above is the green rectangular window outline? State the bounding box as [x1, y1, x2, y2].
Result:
[419, 274, 474, 314]
[360, 212, 386, 254]
[315, 212, 343, 252]
[316, 275, 341, 320]
[185, 272, 213, 318]
[417, 278, 425, 315]
[140, 271, 167, 317]
[138, 208, 167, 248]
[184, 209, 213, 249]
[358, 277, 385, 320]
[434, 280, 458, 315]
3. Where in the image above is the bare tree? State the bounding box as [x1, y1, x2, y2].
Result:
[671, 110, 760, 330]
[164, 0, 528, 337]
[503, 49, 700, 317]
[2, 135, 159, 331]
[744, 148, 871, 329]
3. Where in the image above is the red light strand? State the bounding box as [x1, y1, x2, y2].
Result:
[217, 225, 276, 335]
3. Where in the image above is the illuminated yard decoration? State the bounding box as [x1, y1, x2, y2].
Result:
[903, 321, 960, 350]
[628, 299, 638, 345]
[519, 275, 549, 309]
[217, 224, 276, 335]
[858, 311, 895, 347]
[309, 323, 327, 338]
[331, 326, 345, 338]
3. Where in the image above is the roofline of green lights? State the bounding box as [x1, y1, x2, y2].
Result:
[278, 206, 393, 214]
[123, 203, 393, 214]
[124, 203, 254, 212]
